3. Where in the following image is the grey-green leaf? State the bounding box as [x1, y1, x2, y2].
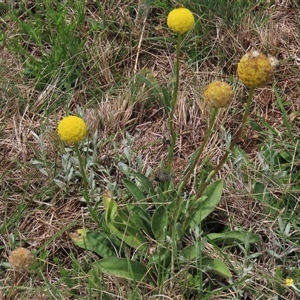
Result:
[151, 205, 168, 241]
[207, 231, 261, 246]
[136, 173, 157, 200]
[202, 257, 232, 279]
[181, 243, 202, 261]
[190, 180, 223, 229]
[86, 231, 115, 258]
[123, 179, 147, 210]
[89, 257, 153, 283]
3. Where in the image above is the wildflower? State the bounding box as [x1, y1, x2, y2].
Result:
[167, 7, 195, 34]
[8, 247, 34, 272]
[285, 278, 294, 287]
[237, 51, 273, 88]
[57, 115, 87, 144]
[203, 81, 234, 108]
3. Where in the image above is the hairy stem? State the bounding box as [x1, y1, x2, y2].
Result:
[74, 144, 99, 225]
[167, 33, 182, 172]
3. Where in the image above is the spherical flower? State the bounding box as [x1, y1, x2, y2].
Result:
[8, 247, 34, 272]
[57, 115, 87, 144]
[203, 81, 234, 108]
[285, 278, 294, 287]
[167, 7, 195, 34]
[237, 51, 273, 88]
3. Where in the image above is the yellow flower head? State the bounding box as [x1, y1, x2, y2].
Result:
[57, 116, 87, 144]
[285, 278, 294, 287]
[203, 81, 234, 108]
[8, 247, 34, 272]
[237, 51, 273, 88]
[167, 7, 195, 34]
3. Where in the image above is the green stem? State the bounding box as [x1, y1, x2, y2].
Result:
[179, 108, 218, 193]
[74, 144, 99, 225]
[171, 108, 219, 234]
[167, 33, 182, 172]
[195, 87, 255, 200]
[166, 33, 182, 285]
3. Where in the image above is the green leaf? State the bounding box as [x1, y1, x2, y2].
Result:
[151, 205, 168, 241]
[86, 231, 115, 258]
[156, 186, 167, 204]
[175, 222, 184, 241]
[249, 120, 263, 132]
[135, 173, 157, 202]
[150, 245, 171, 265]
[107, 220, 147, 251]
[181, 243, 202, 261]
[190, 180, 223, 229]
[202, 257, 232, 279]
[206, 231, 261, 246]
[89, 257, 153, 283]
[69, 228, 92, 250]
[103, 193, 147, 250]
[127, 204, 153, 237]
[123, 179, 146, 201]
[166, 193, 182, 212]
[181, 245, 232, 279]
[103, 193, 118, 223]
[253, 182, 265, 202]
[123, 179, 147, 210]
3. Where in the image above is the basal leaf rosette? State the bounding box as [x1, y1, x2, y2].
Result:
[237, 51, 273, 88]
[203, 81, 234, 108]
[57, 115, 87, 144]
[167, 7, 195, 34]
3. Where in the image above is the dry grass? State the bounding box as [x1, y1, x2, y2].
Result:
[0, 1, 300, 299]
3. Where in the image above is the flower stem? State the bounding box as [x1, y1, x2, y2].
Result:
[167, 33, 182, 285]
[173, 108, 219, 232]
[167, 33, 182, 172]
[195, 87, 255, 199]
[180, 108, 218, 193]
[74, 144, 99, 225]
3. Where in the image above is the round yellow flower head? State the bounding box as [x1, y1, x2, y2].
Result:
[9, 247, 34, 272]
[203, 81, 234, 108]
[167, 7, 195, 34]
[57, 115, 87, 144]
[237, 51, 273, 88]
[285, 278, 294, 287]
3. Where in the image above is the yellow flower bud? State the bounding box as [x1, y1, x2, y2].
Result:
[8, 247, 34, 272]
[203, 81, 234, 108]
[237, 51, 273, 88]
[285, 278, 294, 287]
[167, 7, 195, 34]
[57, 116, 87, 144]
